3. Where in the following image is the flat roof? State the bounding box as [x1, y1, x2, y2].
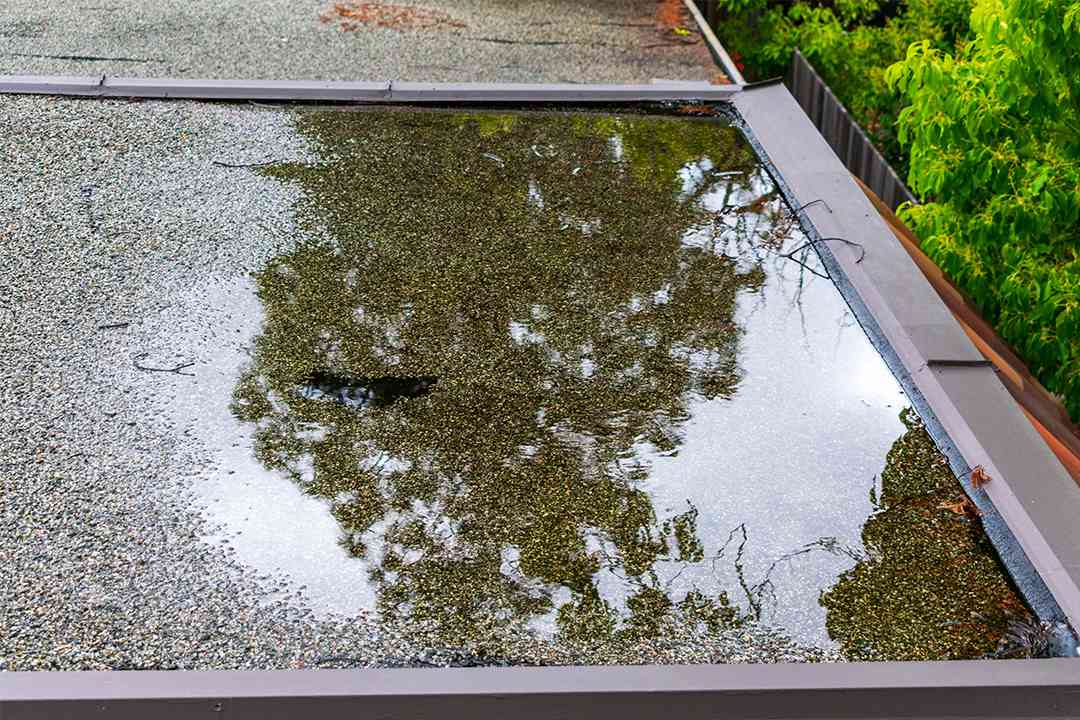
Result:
[1, 78, 1078, 717]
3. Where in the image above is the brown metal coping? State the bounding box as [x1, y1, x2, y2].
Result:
[857, 177, 1080, 486]
[0, 76, 742, 101]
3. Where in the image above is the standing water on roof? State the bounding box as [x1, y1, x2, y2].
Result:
[196, 108, 1027, 664]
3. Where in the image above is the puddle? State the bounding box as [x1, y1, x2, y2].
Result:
[189, 109, 1027, 661]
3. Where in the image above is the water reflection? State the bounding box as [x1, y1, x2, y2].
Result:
[233, 111, 772, 647]
[220, 109, 1023, 658]
[821, 408, 1025, 660]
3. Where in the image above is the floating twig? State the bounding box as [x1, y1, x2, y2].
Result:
[781, 253, 830, 280]
[778, 236, 866, 279]
[794, 198, 832, 214]
[133, 352, 195, 376]
[212, 159, 278, 168]
[97, 321, 129, 330]
[782, 236, 865, 263]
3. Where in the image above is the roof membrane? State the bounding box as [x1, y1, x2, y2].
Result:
[0, 0, 715, 84]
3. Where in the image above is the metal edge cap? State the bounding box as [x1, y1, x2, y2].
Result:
[0, 76, 741, 103]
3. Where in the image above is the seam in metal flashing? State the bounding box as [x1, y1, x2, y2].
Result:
[108, 77, 392, 101]
[0, 74, 105, 95]
[0, 75, 742, 102]
[733, 83, 1080, 644]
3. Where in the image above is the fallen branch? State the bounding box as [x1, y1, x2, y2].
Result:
[97, 322, 129, 330]
[467, 36, 608, 47]
[642, 40, 699, 48]
[81, 185, 99, 235]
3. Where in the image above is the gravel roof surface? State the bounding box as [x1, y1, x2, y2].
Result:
[0, 0, 717, 82]
[0, 95, 832, 670]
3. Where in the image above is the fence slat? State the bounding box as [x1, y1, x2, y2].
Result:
[784, 51, 916, 211]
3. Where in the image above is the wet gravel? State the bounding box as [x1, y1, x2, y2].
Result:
[0, 0, 716, 83]
[0, 95, 834, 670]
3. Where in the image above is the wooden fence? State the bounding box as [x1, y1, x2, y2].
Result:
[784, 50, 916, 210]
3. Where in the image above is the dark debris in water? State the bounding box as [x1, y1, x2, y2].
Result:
[298, 371, 437, 409]
[315, 647, 514, 669]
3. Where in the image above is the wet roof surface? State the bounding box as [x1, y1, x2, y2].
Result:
[0, 0, 716, 83]
[0, 99, 1026, 669]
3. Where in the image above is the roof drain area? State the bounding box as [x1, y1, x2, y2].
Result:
[0, 97, 1061, 671]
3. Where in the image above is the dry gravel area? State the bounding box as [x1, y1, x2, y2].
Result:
[0, 95, 833, 670]
[0, 0, 716, 82]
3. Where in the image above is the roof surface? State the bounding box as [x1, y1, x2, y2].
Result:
[0, 0, 716, 83]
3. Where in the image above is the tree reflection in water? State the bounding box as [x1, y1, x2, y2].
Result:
[230, 110, 786, 651]
[820, 408, 1026, 660]
[225, 109, 1030, 662]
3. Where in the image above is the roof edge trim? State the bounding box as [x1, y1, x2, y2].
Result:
[0, 75, 743, 102]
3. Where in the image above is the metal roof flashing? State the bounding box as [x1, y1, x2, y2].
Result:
[733, 82, 1080, 642]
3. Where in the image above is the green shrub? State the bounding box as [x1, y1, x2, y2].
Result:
[888, 0, 1080, 418]
[715, 0, 972, 173]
